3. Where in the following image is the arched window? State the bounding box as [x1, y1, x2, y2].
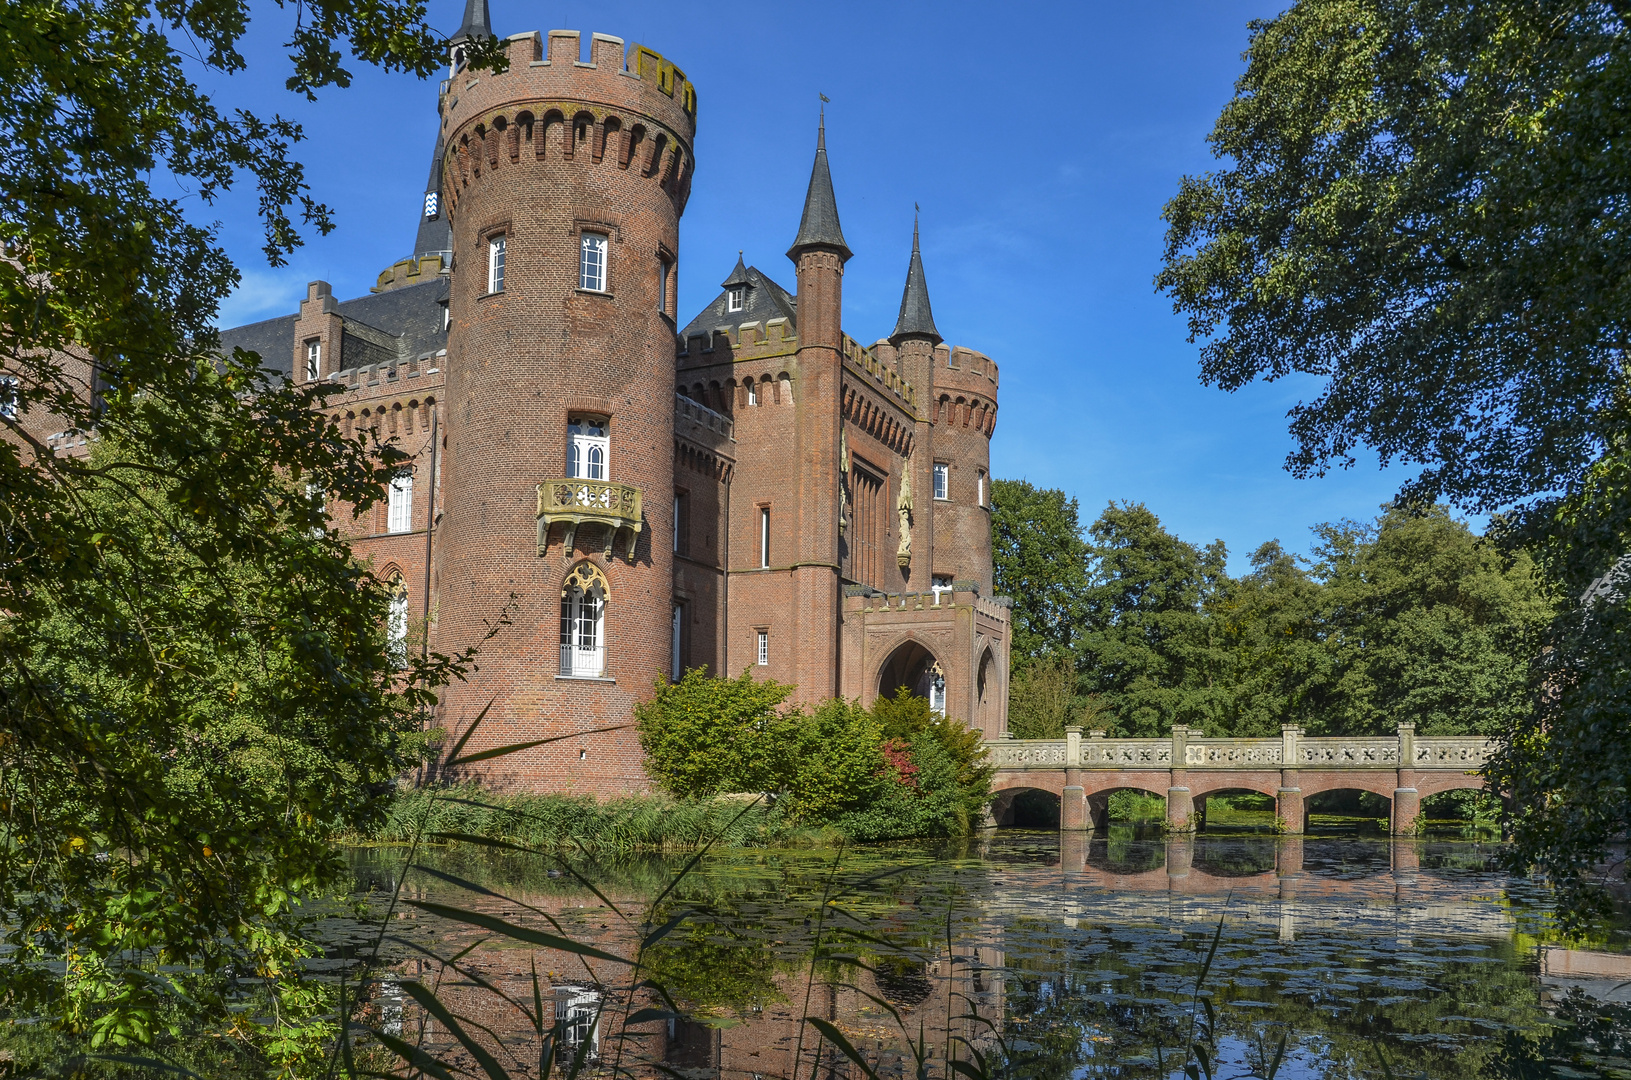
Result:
[559, 562, 608, 677]
[927, 661, 947, 716]
[387, 580, 409, 667]
[568, 416, 609, 480]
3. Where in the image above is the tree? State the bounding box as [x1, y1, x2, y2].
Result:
[990, 479, 1093, 667]
[1080, 502, 1235, 736]
[0, 0, 503, 1064]
[1156, 0, 1631, 513]
[1212, 541, 1328, 736]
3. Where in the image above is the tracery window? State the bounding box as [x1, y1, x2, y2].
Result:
[567, 416, 609, 480]
[387, 580, 409, 668]
[559, 562, 608, 677]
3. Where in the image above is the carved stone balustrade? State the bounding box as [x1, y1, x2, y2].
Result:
[986, 729, 1493, 772]
[536, 478, 643, 561]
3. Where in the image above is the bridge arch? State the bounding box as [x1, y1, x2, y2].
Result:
[989, 786, 1060, 828]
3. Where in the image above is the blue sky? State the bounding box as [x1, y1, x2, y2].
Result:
[202, 0, 1431, 573]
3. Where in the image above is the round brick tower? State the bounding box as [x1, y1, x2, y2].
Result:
[433, 26, 696, 793]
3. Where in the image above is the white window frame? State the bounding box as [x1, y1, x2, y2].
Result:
[579, 233, 608, 292]
[567, 416, 609, 480]
[304, 340, 321, 381]
[931, 575, 954, 604]
[487, 235, 506, 294]
[670, 604, 683, 680]
[759, 507, 770, 568]
[559, 583, 606, 677]
[756, 629, 768, 667]
[746, 381, 757, 406]
[977, 469, 986, 507]
[933, 462, 949, 501]
[387, 469, 413, 533]
[0, 376, 16, 421]
[727, 287, 744, 313]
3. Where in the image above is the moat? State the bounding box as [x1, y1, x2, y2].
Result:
[339, 832, 1631, 1079]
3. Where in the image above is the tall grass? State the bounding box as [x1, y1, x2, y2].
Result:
[355, 783, 789, 853]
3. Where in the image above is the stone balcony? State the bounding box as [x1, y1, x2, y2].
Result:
[536, 478, 642, 561]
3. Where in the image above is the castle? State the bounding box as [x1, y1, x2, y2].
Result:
[218, 1, 1010, 794]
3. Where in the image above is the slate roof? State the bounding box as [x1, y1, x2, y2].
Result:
[890, 218, 940, 345]
[451, 0, 492, 43]
[786, 119, 851, 263]
[413, 136, 452, 260]
[678, 263, 797, 350]
[217, 276, 449, 379]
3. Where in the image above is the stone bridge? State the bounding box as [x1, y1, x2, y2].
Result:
[985, 723, 1493, 834]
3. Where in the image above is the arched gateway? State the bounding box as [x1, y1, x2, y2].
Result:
[987, 723, 1494, 835]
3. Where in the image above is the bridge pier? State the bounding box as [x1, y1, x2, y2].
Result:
[1277, 783, 1305, 834]
[1166, 785, 1194, 832]
[1061, 784, 1089, 831]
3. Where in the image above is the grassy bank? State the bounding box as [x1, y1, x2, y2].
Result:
[351, 784, 828, 853]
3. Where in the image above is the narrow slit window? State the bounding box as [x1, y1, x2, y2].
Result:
[658, 260, 671, 313]
[304, 340, 321, 381]
[580, 233, 608, 291]
[756, 629, 768, 666]
[488, 235, 506, 294]
[759, 507, 770, 568]
[933, 462, 949, 501]
[977, 469, 986, 507]
[670, 604, 683, 680]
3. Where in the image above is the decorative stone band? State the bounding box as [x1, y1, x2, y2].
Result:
[987, 730, 1494, 771]
[536, 478, 643, 562]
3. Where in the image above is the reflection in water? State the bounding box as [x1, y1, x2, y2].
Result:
[344, 834, 1631, 1079]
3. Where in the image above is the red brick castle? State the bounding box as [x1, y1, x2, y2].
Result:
[219, 1, 1011, 794]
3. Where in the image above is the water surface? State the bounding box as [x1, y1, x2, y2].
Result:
[342, 831, 1631, 1079]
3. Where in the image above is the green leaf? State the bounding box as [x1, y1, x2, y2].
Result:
[397, 980, 514, 1080]
[808, 1018, 882, 1080]
[399, 899, 631, 965]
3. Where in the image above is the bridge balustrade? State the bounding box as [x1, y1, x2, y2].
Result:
[984, 724, 1493, 836]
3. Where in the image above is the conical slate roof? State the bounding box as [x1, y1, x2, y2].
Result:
[890, 217, 940, 345]
[451, 0, 492, 43]
[413, 136, 451, 260]
[721, 252, 752, 289]
[786, 117, 852, 263]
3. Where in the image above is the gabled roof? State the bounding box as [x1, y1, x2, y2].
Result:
[217, 276, 450, 378]
[786, 118, 851, 263]
[678, 262, 797, 349]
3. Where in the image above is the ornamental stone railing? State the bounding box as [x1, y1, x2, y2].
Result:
[986, 724, 1493, 772]
[535, 478, 643, 561]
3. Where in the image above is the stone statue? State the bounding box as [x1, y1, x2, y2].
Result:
[897, 462, 913, 569]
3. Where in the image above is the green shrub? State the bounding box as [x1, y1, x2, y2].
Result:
[634, 676, 993, 841]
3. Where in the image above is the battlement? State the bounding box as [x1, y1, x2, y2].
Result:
[440, 31, 696, 219]
[935, 344, 998, 390]
[841, 335, 916, 411]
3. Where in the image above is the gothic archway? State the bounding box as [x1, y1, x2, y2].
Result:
[876, 639, 945, 714]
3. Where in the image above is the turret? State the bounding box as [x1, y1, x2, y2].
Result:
[781, 116, 849, 700]
[431, 23, 697, 793]
[889, 216, 941, 588]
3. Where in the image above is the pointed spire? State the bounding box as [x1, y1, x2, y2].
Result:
[451, 0, 492, 44]
[890, 214, 940, 346]
[786, 113, 852, 263]
[413, 136, 452, 260]
[721, 251, 751, 289]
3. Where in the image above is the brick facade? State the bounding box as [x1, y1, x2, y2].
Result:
[207, 19, 1012, 795]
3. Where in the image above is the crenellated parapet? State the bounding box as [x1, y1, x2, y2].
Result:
[440, 31, 697, 219]
[930, 344, 998, 438]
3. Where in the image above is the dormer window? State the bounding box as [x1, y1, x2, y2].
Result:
[727, 287, 744, 313]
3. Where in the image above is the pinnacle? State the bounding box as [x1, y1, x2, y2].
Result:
[786, 115, 852, 263]
[890, 215, 940, 346]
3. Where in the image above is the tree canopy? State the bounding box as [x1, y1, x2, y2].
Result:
[993, 487, 1549, 740]
[1156, 0, 1631, 513]
[0, 0, 504, 1065]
